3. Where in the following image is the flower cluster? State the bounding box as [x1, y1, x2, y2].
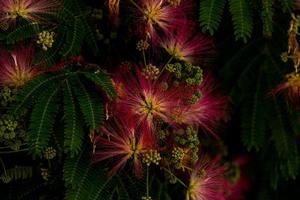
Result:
[273, 14, 300, 105]
[95, 1, 232, 199]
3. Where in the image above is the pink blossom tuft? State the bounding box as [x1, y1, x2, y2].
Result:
[186, 156, 226, 200]
[0, 46, 40, 87]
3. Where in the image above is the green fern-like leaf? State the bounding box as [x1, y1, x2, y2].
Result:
[261, 0, 274, 38]
[82, 72, 117, 99]
[82, 18, 100, 56]
[63, 79, 84, 157]
[0, 166, 32, 183]
[241, 69, 266, 151]
[199, 0, 226, 35]
[64, 149, 115, 200]
[63, 150, 85, 187]
[13, 73, 70, 116]
[27, 85, 60, 156]
[6, 22, 40, 44]
[71, 76, 104, 130]
[115, 177, 130, 200]
[60, 19, 85, 58]
[267, 98, 289, 157]
[228, 0, 253, 42]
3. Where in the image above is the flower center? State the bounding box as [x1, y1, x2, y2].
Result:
[10, 66, 32, 87]
[9, 4, 28, 19]
[129, 136, 142, 161]
[144, 6, 160, 24]
[287, 72, 300, 89]
[140, 96, 160, 117]
[167, 46, 184, 61]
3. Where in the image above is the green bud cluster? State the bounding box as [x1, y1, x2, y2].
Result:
[174, 127, 199, 148]
[174, 127, 200, 164]
[44, 147, 57, 160]
[166, 63, 203, 86]
[0, 87, 16, 106]
[37, 31, 55, 51]
[171, 147, 185, 169]
[0, 115, 18, 140]
[158, 130, 170, 140]
[188, 91, 202, 104]
[171, 147, 185, 161]
[142, 64, 160, 80]
[166, 63, 182, 78]
[0, 115, 26, 150]
[136, 40, 150, 51]
[142, 149, 162, 166]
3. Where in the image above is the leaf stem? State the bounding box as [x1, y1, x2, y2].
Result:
[0, 158, 7, 176]
[128, 0, 144, 13]
[0, 149, 28, 154]
[142, 50, 147, 66]
[146, 166, 150, 197]
[162, 167, 188, 188]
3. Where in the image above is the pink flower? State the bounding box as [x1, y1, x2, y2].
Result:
[186, 156, 226, 200]
[223, 156, 251, 200]
[131, 0, 188, 40]
[94, 118, 155, 177]
[0, 46, 40, 87]
[172, 75, 228, 135]
[272, 72, 300, 105]
[114, 69, 182, 130]
[0, 0, 60, 26]
[161, 24, 214, 64]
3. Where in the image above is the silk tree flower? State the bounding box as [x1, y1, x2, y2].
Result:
[172, 75, 228, 135]
[0, 46, 40, 88]
[114, 69, 182, 130]
[272, 72, 300, 105]
[223, 156, 251, 200]
[0, 0, 60, 26]
[94, 118, 155, 177]
[131, 0, 188, 40]
[161, 24, 213, 65]
[186, 157, 226, 200]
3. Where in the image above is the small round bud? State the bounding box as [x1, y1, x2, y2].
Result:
[142, 64, 160, 80]
[37, 31, 55, 51]
[142, 149, 162, 166]
[136, 40, 150, 51]
[44, 147, 57, 160]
